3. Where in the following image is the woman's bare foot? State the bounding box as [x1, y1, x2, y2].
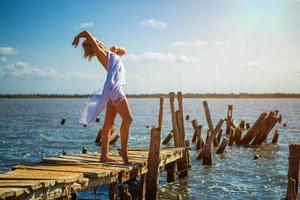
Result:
[119, 150, 131, 164]
[100, 156, 119, 163]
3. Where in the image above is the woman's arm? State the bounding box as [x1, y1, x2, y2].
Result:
[72, 31, 109, 70]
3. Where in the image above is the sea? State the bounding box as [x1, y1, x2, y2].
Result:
[0, 98, 299, 199]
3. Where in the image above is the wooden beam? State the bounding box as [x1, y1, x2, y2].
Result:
[225, 105, 233, 135]
[146, 128, 161, 200]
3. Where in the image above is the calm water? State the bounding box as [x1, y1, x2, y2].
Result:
[0, 98, 299, 199]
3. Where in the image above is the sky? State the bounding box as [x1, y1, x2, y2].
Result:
[0, 0, 300, 94]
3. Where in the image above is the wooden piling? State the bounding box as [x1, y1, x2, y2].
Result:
[216, 138, 229, 154]
[234, 127, 242, 145]
[196, 125, 204, 150]
[157, 97, 164, 134]
[169, 93, 181, 147]
[225, 105, 233, 136]
[109, 183, 117, 200]
[286, 144, 300, 199]
[286, 178, 297, 200]
[139, 174, 146, 200]
[239, 120, 245, 131]
[177, 92, 185, 140]
[240, 112, 268, 145]
[191, 119, 199, 143]
[205, 129, 210, 144]
[146, 128, 161, 200]
[202, 144, 212, 165]
[246, 123, 250, 130]
[202, 101, 214, 133]
[217, 128, 223, 145]
[162, 133, 173, 145]
[165, 162, 176, 183]
[271, 129, 279, 144]
[109, 134, 120, 145]
[169, 92, 188, 178]
[95, 128, 102, 144]
[228, 127, 235, 146]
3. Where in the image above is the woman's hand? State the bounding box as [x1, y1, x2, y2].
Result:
[72, 35, 80, 48]
[72, 31, 91, 48]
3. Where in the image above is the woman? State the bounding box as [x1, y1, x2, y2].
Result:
[72, 31, 133, 163]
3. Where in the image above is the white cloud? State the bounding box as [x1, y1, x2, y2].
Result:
[240, 61, 262, 68]
[215, 41, 231, 47]
[65, 72, 99, 79]
[0, 57, 6, 62]
[140, 19, 167, 30]
[173, 41, 193, 46]
[172, 40, 228, 47]
[0, 47, 19, 55]
[195, 40, 209, 47]
[127, 52, 198, 63]
[0, 61, 60, 80]
[78, 22, 94, 29]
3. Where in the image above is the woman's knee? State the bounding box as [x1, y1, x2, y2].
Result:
[123, 115, 133, 125]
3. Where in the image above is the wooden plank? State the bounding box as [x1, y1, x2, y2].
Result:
[12, 165, 113, 179]
[202, 101, 214, 133]
[0, 169, 83, 184]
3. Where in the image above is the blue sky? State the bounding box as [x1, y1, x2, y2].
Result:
[0, 0, 300, 94]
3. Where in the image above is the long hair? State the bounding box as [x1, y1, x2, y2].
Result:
[82, 40, 95, 61]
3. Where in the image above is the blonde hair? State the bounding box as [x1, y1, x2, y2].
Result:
[82, 40, 95, 61]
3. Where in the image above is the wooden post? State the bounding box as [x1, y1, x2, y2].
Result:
[162, 133, 173, 145]
[239, 120, 245, 131]
[158, 97, 164, 134]
[146, 128, 161, 200]
[271, 129, 279, 144]
[109, 183, 117, 200]
[287, 178, 297, 200]
[202, 144, 212, 165]
[165, 162, 176, 183]
[109, 134, 120, 145]
[225, 105, 233, 136]
[240, 112, 267, 144]
[217, 128, 223, 145]
[203, 119, 224, 165]
[202, 101, 214, 133]
[185, 140, 191, 168]
[228, 127, 235, 146]
[246, 123, 250, 130]
[120, 185, 132, 200]
[169, 93, 181, 146]
[205, 129, 210, 144]
[286, 144, 300, 199]
[206, 119, 225, 145]
[196, 125, 203, 150]
[139, 174, 146, 200]
[216, 138, 229, 154]
[234, 127, 242, 145]
[169, 92, 188, 178]
[177, 92, 185, 140]
[95, 128, 102, 144]
[191, 119, 199, 143]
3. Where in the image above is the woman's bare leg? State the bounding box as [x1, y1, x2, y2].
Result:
[100, 102, 118, 162]
[114, 98, 133, 163]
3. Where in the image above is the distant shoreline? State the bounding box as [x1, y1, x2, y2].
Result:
[1, 93, 300, 98]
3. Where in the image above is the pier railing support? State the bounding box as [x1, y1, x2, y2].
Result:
[146, 128, 161, 200]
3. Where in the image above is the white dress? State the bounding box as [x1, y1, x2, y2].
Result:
[79, 51, 126, 126]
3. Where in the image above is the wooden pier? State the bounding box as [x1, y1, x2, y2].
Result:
[0, 147, 185, 199]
